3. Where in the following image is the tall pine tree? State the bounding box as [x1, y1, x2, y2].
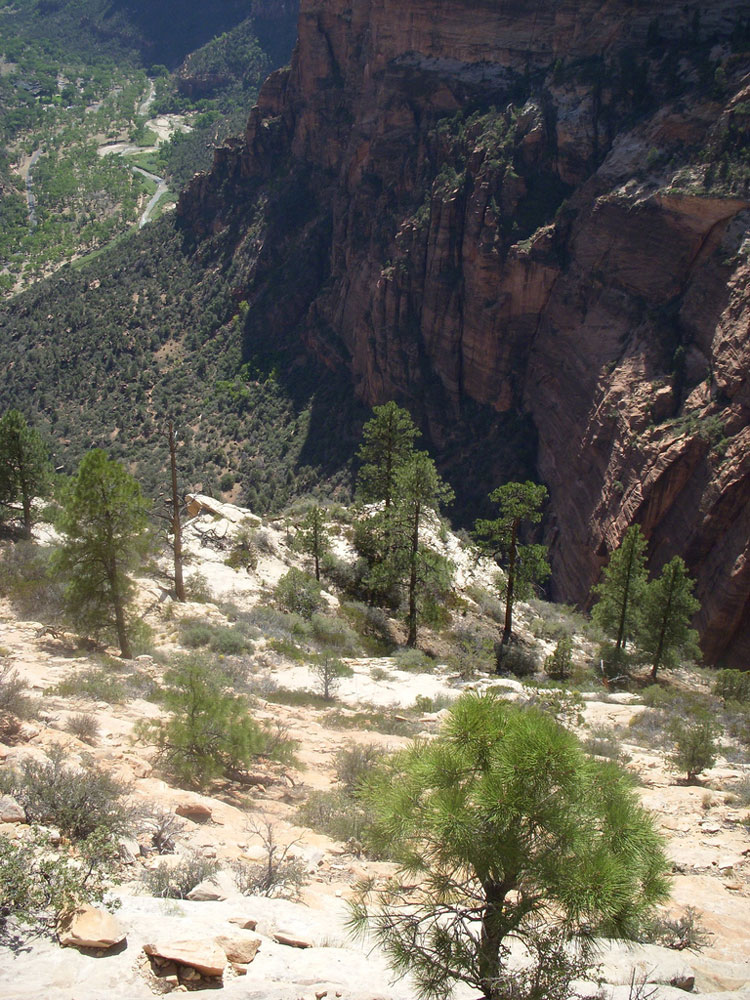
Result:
[55, 450, 150, 658]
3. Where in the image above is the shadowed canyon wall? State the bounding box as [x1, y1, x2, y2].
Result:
[178, 0, 750, 665]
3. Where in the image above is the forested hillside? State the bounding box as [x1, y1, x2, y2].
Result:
[0, 0, 298, 291]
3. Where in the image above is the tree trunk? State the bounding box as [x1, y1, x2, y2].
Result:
[499, 520, 518, 661]
[651, 568, 675, 680]
[478, 880, 510, 1000]
[109, 564, 132, 659]
[615, 538, 636, 651]
[406, 502, 420, 647]
[21, 494, 32, 540]
[168, 421, 185, 602]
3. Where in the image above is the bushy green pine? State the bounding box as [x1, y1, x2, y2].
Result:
[0, 409, 52, 539]
[640, 556, 700, 679]
[592, 525, 648, 653]
[356, 401, 420, 508]
[474, 481, 549, 656]
[351, 693, 671, 1000]
[142, 656, 296, 788]
[54, 449, 151, 658]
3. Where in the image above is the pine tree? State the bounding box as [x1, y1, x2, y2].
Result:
[640, 556, 700, 679]
[592, 525, 648, 653]
[392, 451, 454, 647]
[474, 481, 548, 654]
[351, 693, 671, 1000]
[356, 401, 420, 508]
[0, 410, 52, 539]
[54, 450, 150, 658]
[296, 504, 330, 581]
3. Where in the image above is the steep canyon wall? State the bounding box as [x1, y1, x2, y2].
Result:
[179, 0, 750, 665]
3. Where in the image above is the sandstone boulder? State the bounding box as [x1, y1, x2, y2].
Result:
[0, 795, 26, 823]
[186, 878, 226, 902]
[215, 933, 262, 964]
[175, 800, 212, 821]
[57, 906, 127, 950]
[143, 939, 227, 977]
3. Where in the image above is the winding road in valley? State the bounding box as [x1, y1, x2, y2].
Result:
[25, 148, 42, 227]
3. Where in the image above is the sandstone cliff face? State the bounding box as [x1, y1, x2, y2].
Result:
[178, 0, 750, 665]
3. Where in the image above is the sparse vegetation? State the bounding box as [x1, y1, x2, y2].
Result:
[2, 746, 131, 841]
[233, 821, 308, 899]
[142, 852, 219, 899]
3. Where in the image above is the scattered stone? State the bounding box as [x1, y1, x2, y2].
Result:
[118, 836, 141, 864]
[144, 940, 226, 978]
[215, 934, 261, 964]
[273, 931, 313, 949]
[0, 795, 26, 823]
[228, 917, 258, 931]
[186, 879, 226, 902]
[175, 801, 212, 821]
[700, 822, 721, 834]
[57, 906, 127, 950]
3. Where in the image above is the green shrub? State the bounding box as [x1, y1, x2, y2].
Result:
[209, 625, 250, 655]
[0, 828, 120, 936]
[308, 613, 360, 655]
[544, 636, 573, 680]
[393, 647, 434, 673]
[0, 661, 35, 720]
[65, 711, 99, 745]
[583, 724, 629, 762]
[522, 687, 585, 728]
[445, 627, 494, 679]
[53, 666, 127, 703]
[180, 621, 214, 648]
[184, 570, 213, 603]
[333, 743, 385, 793]
[295, 788, 377, 846]
[225, 524, 258, 571]
[727, 773, 750, 807]
[142, 852, 219, 899]
[340, 601, 393, 655]
[666, 717, 719, 781]
[636, 906, 713, 951]
[499, 642, 539, 678]
[140, 655, 297, 788]
[179, 620, 250, 655]
[274, 568, 324, 619]
[6, 747, 131, 841]
[714, 669, 750, 704]
[0, 541, 65, 623]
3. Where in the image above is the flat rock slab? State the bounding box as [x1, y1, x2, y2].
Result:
[273, 931, 313, 948]
[595, 941, 695, 991]
[144, 939, 227, 977]
[57, 906, 126, 950]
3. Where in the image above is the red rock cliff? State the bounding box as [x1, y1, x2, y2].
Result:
[179, 0, 750, 665]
